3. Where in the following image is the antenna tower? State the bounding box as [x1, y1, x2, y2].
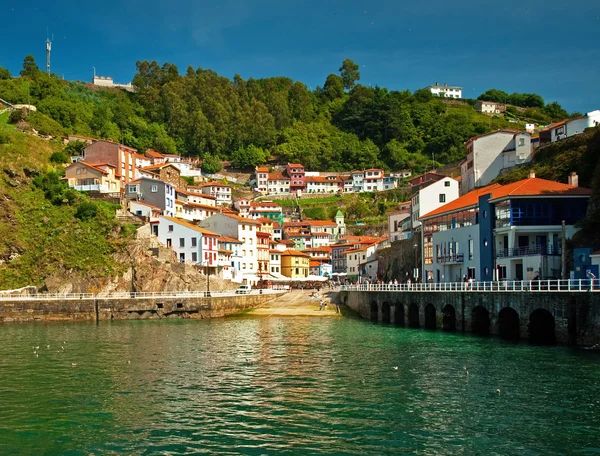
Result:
[46, 33, 52, 74]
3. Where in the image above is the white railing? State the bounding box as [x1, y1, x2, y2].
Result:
[0, 289, 286, 301]
[340, 279, 600, 293]
[71, 184, 110, 192]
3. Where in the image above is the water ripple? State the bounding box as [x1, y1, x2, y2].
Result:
[0, 318, 599, 455]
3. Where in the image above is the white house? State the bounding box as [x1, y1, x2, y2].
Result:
[427, 82, 462, 99]
[218, 236, 243, 282]
[267, 172, 290, 194]
[269, 242, 283, 276]
[155, 216, 219, 267]
[411, 177, 459, 230]
[189, 182, 232, 206]
[540, 111, 600, 145]
[351, 170, 364, 192]
[383, 176, 398, 191]
[388, 205, 411, 242]
[200, 213, 261, 285]
[255, 167, 269, 192]
[363, 169, 384, 192]
[305, 176, 341, 193]
[474, 101, 505, 114]
[234, 199, 252, 217]
[461, 130, 532, 194]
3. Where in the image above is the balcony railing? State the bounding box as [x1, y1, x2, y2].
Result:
[496, 246, 561, 258]
[437, 253, 464, 264]
[71, 184, 110, 192]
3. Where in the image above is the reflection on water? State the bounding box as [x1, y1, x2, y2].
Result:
[0, 317, 599, 455]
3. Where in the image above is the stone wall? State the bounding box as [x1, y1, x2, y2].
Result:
[341, 290, 600, 346]
[0, 293, 284, 323]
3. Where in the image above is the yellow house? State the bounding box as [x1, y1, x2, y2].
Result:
[280, 249, 310, 278]
[65, 161, 121, 193]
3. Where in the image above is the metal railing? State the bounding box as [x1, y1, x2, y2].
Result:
[437, 253, 464, 264]
[0, 289, 286, 301]
[340, 279, 600, 293]
[496, 246, 562, 258]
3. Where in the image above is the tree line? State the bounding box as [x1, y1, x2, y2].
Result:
[0, 55, 573, 173]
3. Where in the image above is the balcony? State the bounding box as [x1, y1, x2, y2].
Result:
[496, 246, 561, 258]
[71, 184, 110, 193]
[437, 253, 464, 264]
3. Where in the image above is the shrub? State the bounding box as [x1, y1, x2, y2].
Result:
[49, 151, 70, 164]
[33, 171, 77, 205]
[75, 201, 98, 221]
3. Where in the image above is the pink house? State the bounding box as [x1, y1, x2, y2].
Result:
[286, 163, 305, 194]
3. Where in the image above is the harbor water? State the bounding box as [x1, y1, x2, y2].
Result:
[0, 316, 599, 455]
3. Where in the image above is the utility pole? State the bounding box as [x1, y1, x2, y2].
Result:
[561, 220, 567, 280]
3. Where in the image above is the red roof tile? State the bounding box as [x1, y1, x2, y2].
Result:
[421, 184, 502, 219]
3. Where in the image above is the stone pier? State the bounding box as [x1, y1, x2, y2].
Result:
[341, 290, 600, 346]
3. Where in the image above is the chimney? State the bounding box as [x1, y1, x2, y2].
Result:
[568, 172, 579, 187]
[528, 171, 536, 179]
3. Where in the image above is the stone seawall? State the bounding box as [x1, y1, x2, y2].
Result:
[341, 290, 600, 346]
[0, 293, 284, 323]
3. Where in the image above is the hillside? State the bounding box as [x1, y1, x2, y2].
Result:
[0, 56, 570, 175]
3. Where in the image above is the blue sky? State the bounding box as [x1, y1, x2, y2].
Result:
[1, 0, 599, 112]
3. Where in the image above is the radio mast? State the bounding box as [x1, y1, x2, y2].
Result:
[46, 33, 52, 74]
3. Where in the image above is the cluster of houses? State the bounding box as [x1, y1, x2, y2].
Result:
[62, 113, 600, 288]
[382, 117, 600, 285]
[254, 163, 406, 196]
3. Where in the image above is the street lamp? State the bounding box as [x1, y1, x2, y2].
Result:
[413, 243, 418, 281]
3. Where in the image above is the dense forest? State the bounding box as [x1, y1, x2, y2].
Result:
[0, 55, 574, 173]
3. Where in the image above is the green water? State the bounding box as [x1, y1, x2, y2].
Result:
[1, 317, 599, 455]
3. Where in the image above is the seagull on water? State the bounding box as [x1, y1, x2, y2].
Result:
[392, 366, 399, 370]
[496, 388, 501, 395]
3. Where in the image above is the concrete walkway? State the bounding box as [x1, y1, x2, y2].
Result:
[248, 289, 341, 317]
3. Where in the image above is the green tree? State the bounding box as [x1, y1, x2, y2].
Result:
[202, 155, 222, 174]
[323, 74, 345, 101]
[20, 55, 39, 78]
[64, 141, 87, 156]
[339, 59, 360, 90]
[544, 101, 568, 120]
[0, 67, 10, 80]
[230, 144, 268, 169]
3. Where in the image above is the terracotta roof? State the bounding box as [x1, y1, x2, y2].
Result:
[281, 249, 310, 257]
[250, 201, 280, 208]
[310, 260, 329, 267]
[280, 239, 296, 245]
[268, 172, 289, 180]
[541, 121, 567, 132]
[133, 153, 149, 160]
[256, 231, 271, 237]
[218, 248, 233, 254]
[343, 244, 375, 254]
[304, 246, 332, 253]
[186, 202, 219, 211]
[365, 168, 384, 172]
[288, 163, 303, 167]
[421, 184, 502, 219]
[256, 217, 273, 223]
[310, 231, 330, 236]
[218, 236, 242, 244]
[422, 178, 591, 220]
[161, 216, 219, 236]
[488, 177, 591, 202]
[145, 149, 165, 158]
[269, 249, 282, 254]
[272, 221, 281, 228]
[68, 161, 109, 175]
[141, 163, 179, 172]
[255, 167, 269, 172]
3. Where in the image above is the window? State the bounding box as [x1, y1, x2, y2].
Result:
[444, 181, 450, 187]
[439, 194, 446, 203]
[519, 138, 525, 146]
[167, 239, 172, 247]
[468, 239, 474, 260]
[151, 185, 158, 192]
[191, 237, 197, 247]
[192, 252, 197, 262]
[179, 253, 185, 262]
[295, 268, 299, 274]
[168, 224, 174, 232]
[179, 238, 185, 248]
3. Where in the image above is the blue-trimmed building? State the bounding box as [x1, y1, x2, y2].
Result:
[420, 174, 591, 283]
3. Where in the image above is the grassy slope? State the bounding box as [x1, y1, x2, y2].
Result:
[0, 125, 127, 289]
